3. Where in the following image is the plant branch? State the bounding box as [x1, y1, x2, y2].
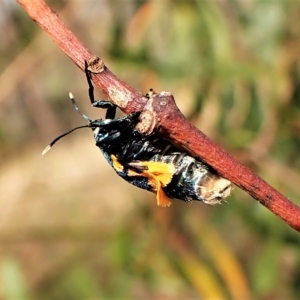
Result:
[17, 0, 300, 232]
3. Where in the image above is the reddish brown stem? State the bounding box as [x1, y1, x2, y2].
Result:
[17, 0, 300, 232]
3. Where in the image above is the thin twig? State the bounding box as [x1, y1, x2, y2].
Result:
[17, 0, 300, 232]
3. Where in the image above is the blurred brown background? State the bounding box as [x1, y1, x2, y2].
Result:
[1, 0, 300, 299]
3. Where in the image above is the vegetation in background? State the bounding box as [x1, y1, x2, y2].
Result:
[1, 0, 300, 299]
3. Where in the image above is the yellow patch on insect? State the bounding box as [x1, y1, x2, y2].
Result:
[128, 161, 175, 207]
[111, 154, 124, 172]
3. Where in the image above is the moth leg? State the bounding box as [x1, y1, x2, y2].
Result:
[132, 140, 151, 160]
[85, 60, 97, 105]
[85, 61, 117, 119]
[92, 101, 116, 119]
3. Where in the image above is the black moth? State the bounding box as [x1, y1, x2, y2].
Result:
[43, 65, 232, 207]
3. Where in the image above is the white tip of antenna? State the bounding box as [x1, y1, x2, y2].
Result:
[69, 92, 74, 99]
[42, 145, 51, 155]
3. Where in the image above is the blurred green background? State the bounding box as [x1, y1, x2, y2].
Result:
[1, 0, 300, 299]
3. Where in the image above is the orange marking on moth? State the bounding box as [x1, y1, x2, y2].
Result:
[129, 161, 174, 207]
[112, 156, 174, 207]
[111, 154, 124, 172]
[128, 161, 175, 187]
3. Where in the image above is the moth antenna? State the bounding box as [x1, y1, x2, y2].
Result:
[69, 92, 91, 121]
[42, 145, 51, 156]
[42, 125, 90, 155]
